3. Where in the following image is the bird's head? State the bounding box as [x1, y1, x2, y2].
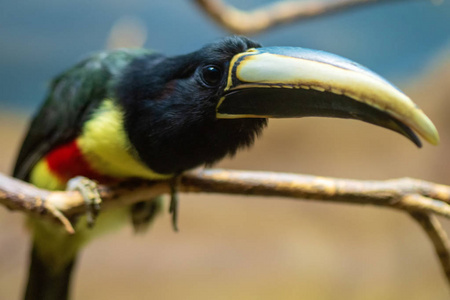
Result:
[118, 36, 439, 175]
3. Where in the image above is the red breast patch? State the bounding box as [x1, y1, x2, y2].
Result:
[45, 139, 111, 183]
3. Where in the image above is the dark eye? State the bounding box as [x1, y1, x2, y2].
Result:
[201, 65, 222, 86]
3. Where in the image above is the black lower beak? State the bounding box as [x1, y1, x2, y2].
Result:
[220, 88, 422, 147]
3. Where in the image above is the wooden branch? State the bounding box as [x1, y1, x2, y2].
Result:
[2, 169, 450, 287]
[193, 0, 414, 35]
[410, 212, 450, 285]
[3, 169, 450, 225]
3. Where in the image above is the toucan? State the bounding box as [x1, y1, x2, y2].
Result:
[13, 36, 439, 300]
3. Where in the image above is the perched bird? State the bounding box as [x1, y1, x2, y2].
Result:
[14, 36, 439, 300]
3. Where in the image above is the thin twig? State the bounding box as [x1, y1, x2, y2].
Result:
[410, 212, 450, 285]
[193, 0, 414, 35]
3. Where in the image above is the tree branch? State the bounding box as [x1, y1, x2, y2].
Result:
[410, 212, 450, 285]
[2, 169, 450, 286]
[2, 169, 450, 225]
[193, 0, 415, 35]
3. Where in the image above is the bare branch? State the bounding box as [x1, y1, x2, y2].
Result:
[2, 168, 450, 223]
[0, 173, 75, 233]
[193, 0, 414, 35]
[410, 212, 450, 285]
[2, 169, 450, 288]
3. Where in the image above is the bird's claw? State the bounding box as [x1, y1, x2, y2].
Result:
[131, 197, 162, 233]
[169, 176, 181, 232]
[67, 176, 102, 228]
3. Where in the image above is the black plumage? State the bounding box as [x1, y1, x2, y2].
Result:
[118, 36, 266, 174]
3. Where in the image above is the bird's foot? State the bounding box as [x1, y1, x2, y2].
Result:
[169, 176, 181, 232]
[131, 197, 163, 233]
[67, 176, 102, 228]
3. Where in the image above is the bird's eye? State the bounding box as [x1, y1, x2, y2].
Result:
[201, 65, 222, 86]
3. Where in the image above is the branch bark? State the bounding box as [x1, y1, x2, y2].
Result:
[1, 169, 450, 286]
[3, 169, 450, 221]
[410, 212, 450, 284]
[193, 0, 414, 35]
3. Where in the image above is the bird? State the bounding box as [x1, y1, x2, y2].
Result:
[13, 36, 439, 300]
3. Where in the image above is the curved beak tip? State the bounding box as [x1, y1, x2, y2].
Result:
[412, 110, 440, 146]
[425, 127, 440, 146]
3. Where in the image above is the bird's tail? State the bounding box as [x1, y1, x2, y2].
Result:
[24, 243, 77, 300]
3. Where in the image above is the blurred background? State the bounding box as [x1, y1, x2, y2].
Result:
[1, 0, 450, 299]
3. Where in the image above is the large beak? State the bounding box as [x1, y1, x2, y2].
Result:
[216, 47, 439, 147]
